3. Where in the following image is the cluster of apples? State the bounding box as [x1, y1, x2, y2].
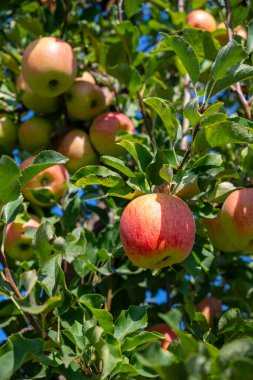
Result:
[187, 9, 247, 42]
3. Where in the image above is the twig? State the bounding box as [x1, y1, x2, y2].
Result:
[117, 0, 123, 23]
[224, 0, 252, 119]
[178, 0, 184, 12]
[137, 91, 156, 143]
[60, 0, 71, 39]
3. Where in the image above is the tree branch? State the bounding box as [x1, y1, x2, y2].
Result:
[117, 0, 123, 23]
[60, 0, 71, 39]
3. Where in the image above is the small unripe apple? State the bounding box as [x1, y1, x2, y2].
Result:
[220, 188, 253, 253]
[187, 10, 216, 32]
[90, 112, 135, 157]
[16, 74, 59, 114]
[120, 193, 195, 269]
[0, 114, 17, 153]
[5, 214, 40, 261]
[21, 37, 77, 97]
[20, 156, 69, 207]
[204, 213, 239, 252]
[147, 324, 177, 350]
[76, 71, 96, 84]
[18, 116, 52, 153]
[57, 129, 98, 174]
[196, 296, 222, 326]
[65, 80, 106, 121]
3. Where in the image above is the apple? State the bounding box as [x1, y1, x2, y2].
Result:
[21, 37, 77, 97]
[20, 156, 69, 207]
[216, 23, 247, 45]
[90, 112, 135, 157]
[187, 10, 216, 32]
[196, 296, 222, 326]
[18, 116, 52, 153]
[220, 188, 253, 253]
[5, 214, 40, 261]
[204, 213, 239, 252]
[57, 129, 98, 174]
[65, 80, 106, 121]
[0, 114, 17, 153]
[76, 71, 96, 84]
[119, 193, 195, 269]
[101, 86, 114, 107]
[16, 73, 59, 114]
[147, 324, 177, 350]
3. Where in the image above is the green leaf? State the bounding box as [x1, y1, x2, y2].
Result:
[96, 335, 121, 379]
[0, 156, 20, 208]
[157, 33, 200, 83]
[100, 156, 135, 177]
[33, 222, 55, 265]
[210, 40, 248, 81]
[159, 164, 174, 184]
[146, 150, 169, 185]
[158, 309, 182, 329]
[108, 64, 142, 94]
[192, 154, 223, 169]
[18, 295, 62, 315]
[80, 294, 114, 334]
[72, 166, 124, 188]
[204, 121, 253, 147]
[2, 195, 23, 224]
[107, 186, 143, 199]
[114, 21, 139, 62]
[247, 19, 253, 53]
[117, 141, 153, 172]
[182, 28, 219, 61]
[122, 331, 162, 352]
[114, 306, 148, 341]
[124, 0, 142, 18]
[20, 150, 68, 186]
[184, 97, 201, 127]
[144, 97, 180, 137]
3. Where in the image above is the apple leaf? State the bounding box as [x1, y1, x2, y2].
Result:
[72, 165, 125, 188]
[0, 155, 21, 208]
[184, 97, 201, 128]
[117, 140, 153, 172]
[122, 331, 162, 352]
[156, 33, 200, 84]
[108, 64, 142, 94]
[114, 306, 148, 341]
[2, 195, 23, 224]
[100, 156, 135, 178]
[124, 0, 142, 18]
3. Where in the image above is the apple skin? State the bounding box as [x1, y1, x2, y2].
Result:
[90, 112, 135, 157]
[204, 213, 240, 253]
[65, 80, 106, 121]
[57, 129, 98, 174]
[196, 296, 222, 326]
[21, 37, 77, 97]
[5, 214, 40, 261]
[16, 74, 59, 114]
[187, 10, 216, 32]
[20, 156, 69, 207]
[119, 193, 195, 269]
[0, 115, 17, 153]
[147, 324, 177, 350]
[220, 188, 253, 253]
[76, 71, 96, 84]
[18, 116, 52, 153]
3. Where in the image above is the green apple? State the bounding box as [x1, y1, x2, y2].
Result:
[4, 214, 40, 261]
[18, 116, 52, 153]
[0, 114, 17, 153]
[57, 129, 98, 174]
[21, 37, 77, 97]
[65, 80, 106, 121]
[17, 73, 59, 114]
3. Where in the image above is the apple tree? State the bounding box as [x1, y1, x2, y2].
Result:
[0, 0, 253, 379]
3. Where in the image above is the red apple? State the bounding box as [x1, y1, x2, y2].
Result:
[5, 214, 40, 261]
[204, 213, 239, 252]
[220, 188, 253, 253]
[20, 156, 69, 207]
[65, 80, 106, 121]
[187, 10, 216, 32]
[148, 324, 177, 350]
[18, 116, 52, 153]
[16, 74, 59, 114]
[21, 37, 77, 97]
[90, 112, 135, 157]
[119, 193, 195, 269]
[57, 129, 98, 174]
[196, 296, 222, 326]
[0, 114, 17, 153]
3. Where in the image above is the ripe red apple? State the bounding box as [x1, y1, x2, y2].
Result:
[0, 114, 17, 153]
[147, 324, 177, 350]
[204, 213, 240, 253]
[21, 37, 77, 97]
[16, 74, 59, 114]
[119, 193, 195, 269]
[65, 80, 106, 121]
[187, 10, 216, 32]
[196, 296, 222, 326]
[5, 214, 40, 261]
[57, 129, 98, 174]
[18, 116, 52, 153]
[220, 188, 253, 253]
[90, 112, 135, 157]
[20, 156, 69, 207]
